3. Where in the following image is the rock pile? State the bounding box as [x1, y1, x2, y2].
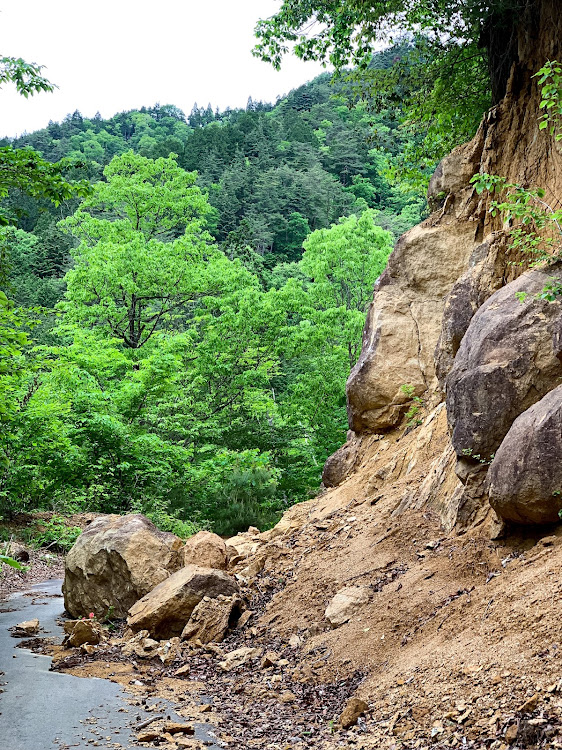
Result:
[127, 564, 239, 638]
[63, 514, 184, 618]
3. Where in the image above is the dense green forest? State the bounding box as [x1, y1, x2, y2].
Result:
[0, 48, 428, 536]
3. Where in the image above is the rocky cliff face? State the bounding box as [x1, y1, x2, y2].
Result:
[340, 0, 562, 530]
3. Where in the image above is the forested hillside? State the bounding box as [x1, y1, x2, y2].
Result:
[0, 50, 425, 536]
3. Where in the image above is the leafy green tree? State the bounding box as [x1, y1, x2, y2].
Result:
[0, 56, 53, 97]
[300, 210, 392, 365]
[59, 152, 247, 348]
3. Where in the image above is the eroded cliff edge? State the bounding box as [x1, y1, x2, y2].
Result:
[326, 0, 562, 533]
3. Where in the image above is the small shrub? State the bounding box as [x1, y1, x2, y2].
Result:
[31, 515, 81, 552]
[130, 498, 205, 540]
[400, 383, 424, 428]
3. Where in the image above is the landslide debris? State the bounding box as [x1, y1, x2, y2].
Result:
[63, 514, 184, 618]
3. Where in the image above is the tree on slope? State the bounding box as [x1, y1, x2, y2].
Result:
[59, 151, 248, 348]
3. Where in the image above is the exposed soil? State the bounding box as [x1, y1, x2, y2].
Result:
[22, 408, 562, 749]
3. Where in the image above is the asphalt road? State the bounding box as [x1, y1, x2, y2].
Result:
[0, 578, 220, 750]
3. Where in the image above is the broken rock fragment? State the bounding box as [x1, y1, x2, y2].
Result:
[181, 594, 243, 644]
[67, 619, 103, 647]
[127, 564, 239, 639]
[10, 618, 40, 637]
[218, 646, 262, 671]
[325, 586, 370, 628]
[339, 697, 369, 729]
[121, 630, 159, 658]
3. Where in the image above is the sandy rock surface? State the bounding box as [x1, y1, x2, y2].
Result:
[127, 564, 239, 638]
[63, 514, 184, 618]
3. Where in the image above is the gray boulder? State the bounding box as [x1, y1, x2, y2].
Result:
[488, 384, 562, 524]
[63, 514, 183, 619]
[435, 235, 508, 388]
[446, 266, 562, 461]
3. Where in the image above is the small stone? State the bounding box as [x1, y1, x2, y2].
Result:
[236, 610, 253, 629]
[174, 664, 191, 677]
[339, 697, 369, 729]
[137, 731, 160, 743]
[288, 634, 302, 648]
[279, 691, 297, 704]
[260, 651, 279, 669]
[219, 647, 262, 671]
[325, 587, 370, 628]
[505, 724, 518, 744]
[162, 722, 195, 735]
[11, 619, 40, 636]
[518, 694, 540, 713]
[156, 636, 182, 664]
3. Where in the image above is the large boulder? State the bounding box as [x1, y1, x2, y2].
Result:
[347, 220, 480, 433]
[63, 514, 183, 619]
[488, 385, 562, 524]
[435, 235, 508, 388]
[127, 565, 239, 638]
[183, 530, 228, 570]
[447, 267, 562, 461]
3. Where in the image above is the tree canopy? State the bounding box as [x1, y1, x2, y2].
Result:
[254, 1, 531, 160]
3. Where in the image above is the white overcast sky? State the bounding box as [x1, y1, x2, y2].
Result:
[1, 1, 328, 138]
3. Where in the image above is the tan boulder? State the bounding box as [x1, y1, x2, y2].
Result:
[68, 619, 103, 647]
[325, 586, 370, 628]
[127, 565, 239, 639]
[181, 594, 243, 644]
[63, 514, 183, 619]
[183, 530, 227, 570]
[340, 697, 369, 729]
[347, 220, 479, 433]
